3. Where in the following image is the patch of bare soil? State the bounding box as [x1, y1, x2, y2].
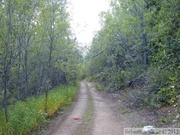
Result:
[44, 81, 132, 135]
[45, 81, 178, 135]
[87, 82, 130, 135]
[101, 88, 179, 129]
[45, 81, 88, 135]
[102, 90, 159, 128]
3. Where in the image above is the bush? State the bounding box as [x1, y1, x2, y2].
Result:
[0, 85, 78, 135]
[127, 67, 179, 109]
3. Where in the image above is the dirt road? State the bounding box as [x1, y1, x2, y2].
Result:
[49, 81, 88, 135]
[87, 82, 128, 135]
[47, 81, 129, 135]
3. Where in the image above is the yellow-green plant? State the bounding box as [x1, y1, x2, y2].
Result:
[0, 85, 78, 135]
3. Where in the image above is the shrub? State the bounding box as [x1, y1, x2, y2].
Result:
[0, 85, 78, 135]
[127, 67, 179, 109]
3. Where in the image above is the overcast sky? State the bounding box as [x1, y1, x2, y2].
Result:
[67, 0, 110, 47]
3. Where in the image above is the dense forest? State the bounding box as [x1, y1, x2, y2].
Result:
[0, 0, 180, 134]
[86, 0, 180, 109]
[0, 0, 82, 132]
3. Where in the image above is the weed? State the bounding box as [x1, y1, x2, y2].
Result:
[0, 85, 78, 135]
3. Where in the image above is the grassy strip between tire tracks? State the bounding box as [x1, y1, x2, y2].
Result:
[0, 85, 78, 135]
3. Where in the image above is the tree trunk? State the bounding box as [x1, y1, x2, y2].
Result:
[140, 13, 148, 66]
[44, 0, 55, 112]
[3, 69, 8, 123]
[45, 89, 48, 112]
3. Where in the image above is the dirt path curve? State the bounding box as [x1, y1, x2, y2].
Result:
[50, 81, 88, 135]
[87, 82, 128, 135]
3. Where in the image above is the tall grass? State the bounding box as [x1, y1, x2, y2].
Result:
[0, 85, 78, 135]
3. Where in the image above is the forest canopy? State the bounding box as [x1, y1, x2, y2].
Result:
[86, 0, 180, 108]
[0, 0, 82, 123]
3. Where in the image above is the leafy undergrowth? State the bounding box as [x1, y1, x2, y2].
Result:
[0, 85, 78, 135]
[92, 66, 180, 128]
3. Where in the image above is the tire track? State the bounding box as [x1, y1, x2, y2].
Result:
[50, 81, 88, 135]
[87, 82, 127, 135]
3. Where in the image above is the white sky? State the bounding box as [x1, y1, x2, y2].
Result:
[67, 0, 110, 47]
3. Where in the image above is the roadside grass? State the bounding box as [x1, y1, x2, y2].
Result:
[95, 83, 105, 91]
[0, 85, 78, 135]
[76, 85, 94, 135]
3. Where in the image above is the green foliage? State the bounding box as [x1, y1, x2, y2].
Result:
[0, 0, 82, 124]
[127, 67, 179, 109]
[85, 0, 150, 90]
[95, 83, 105, 91]
[85, 0, 180, 109]
[0, 85, 78, 135]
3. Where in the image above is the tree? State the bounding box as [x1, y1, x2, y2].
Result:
[0, 0, 17, 123]
[86, 0, 179, 106]
[0, 0, 82, 123]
